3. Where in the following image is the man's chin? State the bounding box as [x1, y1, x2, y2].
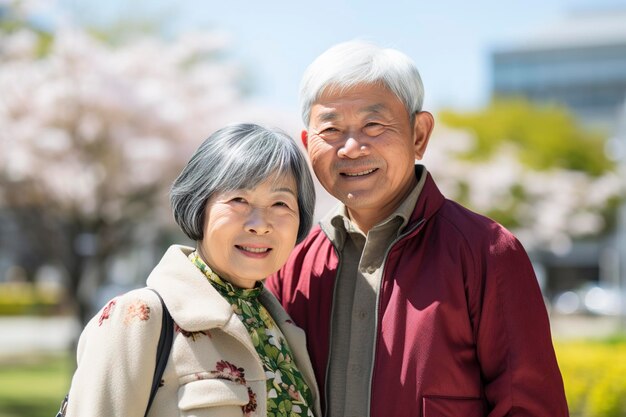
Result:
[338, 190, 374, 208]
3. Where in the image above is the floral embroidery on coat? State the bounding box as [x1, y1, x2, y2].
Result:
[189, 252, 315, 417]
[213, 360, 246, 384]
[174, 323, 211, 341]
[207, 360, 257, 415]
[98, 299, 117, 326]
[124, 300, 150, 324]
[243, 387, 258, 417]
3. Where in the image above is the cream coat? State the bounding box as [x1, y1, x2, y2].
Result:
[66, 245, 321, 417]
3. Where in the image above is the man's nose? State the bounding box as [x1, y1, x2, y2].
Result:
[337, 134, 369, 159]
[245, 207, 272, 235]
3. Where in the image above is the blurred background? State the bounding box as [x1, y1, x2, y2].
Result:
[1, 0, 625, 415]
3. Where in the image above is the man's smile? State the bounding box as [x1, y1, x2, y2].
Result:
[341, 168, 378, 177]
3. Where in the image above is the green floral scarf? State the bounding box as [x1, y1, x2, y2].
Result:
[189, 252, 315, 417]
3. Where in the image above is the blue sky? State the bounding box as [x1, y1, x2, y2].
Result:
[57, 0, 626, 116]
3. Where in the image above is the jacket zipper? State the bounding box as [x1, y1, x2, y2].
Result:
[365, 218, 425, 417]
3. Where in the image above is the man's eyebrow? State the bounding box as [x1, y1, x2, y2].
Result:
[315, 103, 389, 122]
[315, 111, 338, 123]
[360, 103, 388, 115]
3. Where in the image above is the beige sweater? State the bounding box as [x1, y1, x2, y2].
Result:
[66, 245, 321, 417]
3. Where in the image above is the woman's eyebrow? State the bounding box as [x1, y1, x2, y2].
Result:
[271, 187, 298, 197]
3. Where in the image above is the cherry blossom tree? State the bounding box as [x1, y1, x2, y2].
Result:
[0, 1, 287, 322]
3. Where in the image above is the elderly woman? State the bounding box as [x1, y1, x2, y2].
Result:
[63, 123, 320, 417]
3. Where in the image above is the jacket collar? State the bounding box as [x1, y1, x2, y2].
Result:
[319, 165, 445, 244]
[407, 166, 446, 227]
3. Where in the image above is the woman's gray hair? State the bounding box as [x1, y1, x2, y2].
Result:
[170, 123, 316, 243]
[299, 40, 425, 126]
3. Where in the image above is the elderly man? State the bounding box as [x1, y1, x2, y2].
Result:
[266, 40, 568, 417]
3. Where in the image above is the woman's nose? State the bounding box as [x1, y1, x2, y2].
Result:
[245, 207, 272, 235]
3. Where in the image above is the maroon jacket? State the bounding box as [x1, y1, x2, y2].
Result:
[266, 172, 568, 417]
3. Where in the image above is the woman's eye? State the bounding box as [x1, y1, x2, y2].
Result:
[231, 197, 247, 204]
[273, 201, 291, 208]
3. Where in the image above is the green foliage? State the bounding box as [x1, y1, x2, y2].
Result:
[439, 98, 614, 176]
[0, 354, 72, 417]
[598, 195, 624, 232]
[437, 98, 621, 239]
[555, 336, 626, 417]
[0, 1, 54, 57]
[0, 283, 64, 316]
[0, 25, 54, 58]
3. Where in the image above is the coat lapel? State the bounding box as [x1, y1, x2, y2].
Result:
[146, 245, 234, 331]
[146, 244, 321, 416]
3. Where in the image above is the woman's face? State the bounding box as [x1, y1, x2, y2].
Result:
[198, 173, 300, 289]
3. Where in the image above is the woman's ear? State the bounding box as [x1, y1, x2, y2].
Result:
[301, 130, 308, 149]
[412, 111, 434, 160]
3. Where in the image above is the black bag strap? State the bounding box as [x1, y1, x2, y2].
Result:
[145, 288, 174, 417]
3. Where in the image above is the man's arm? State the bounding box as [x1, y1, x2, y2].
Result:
[472, 235, 569, 416]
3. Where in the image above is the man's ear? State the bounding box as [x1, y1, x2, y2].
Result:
[413, 111, 434, 160]
[301, 130, 309, 149]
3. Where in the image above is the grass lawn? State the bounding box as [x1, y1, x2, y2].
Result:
[0, 353, 73, 417]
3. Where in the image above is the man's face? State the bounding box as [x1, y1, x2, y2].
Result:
[304, 83, 431, 221]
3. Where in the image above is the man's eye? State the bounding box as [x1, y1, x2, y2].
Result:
[363, 123, 385, 135]
[320, 127, 339, 134]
